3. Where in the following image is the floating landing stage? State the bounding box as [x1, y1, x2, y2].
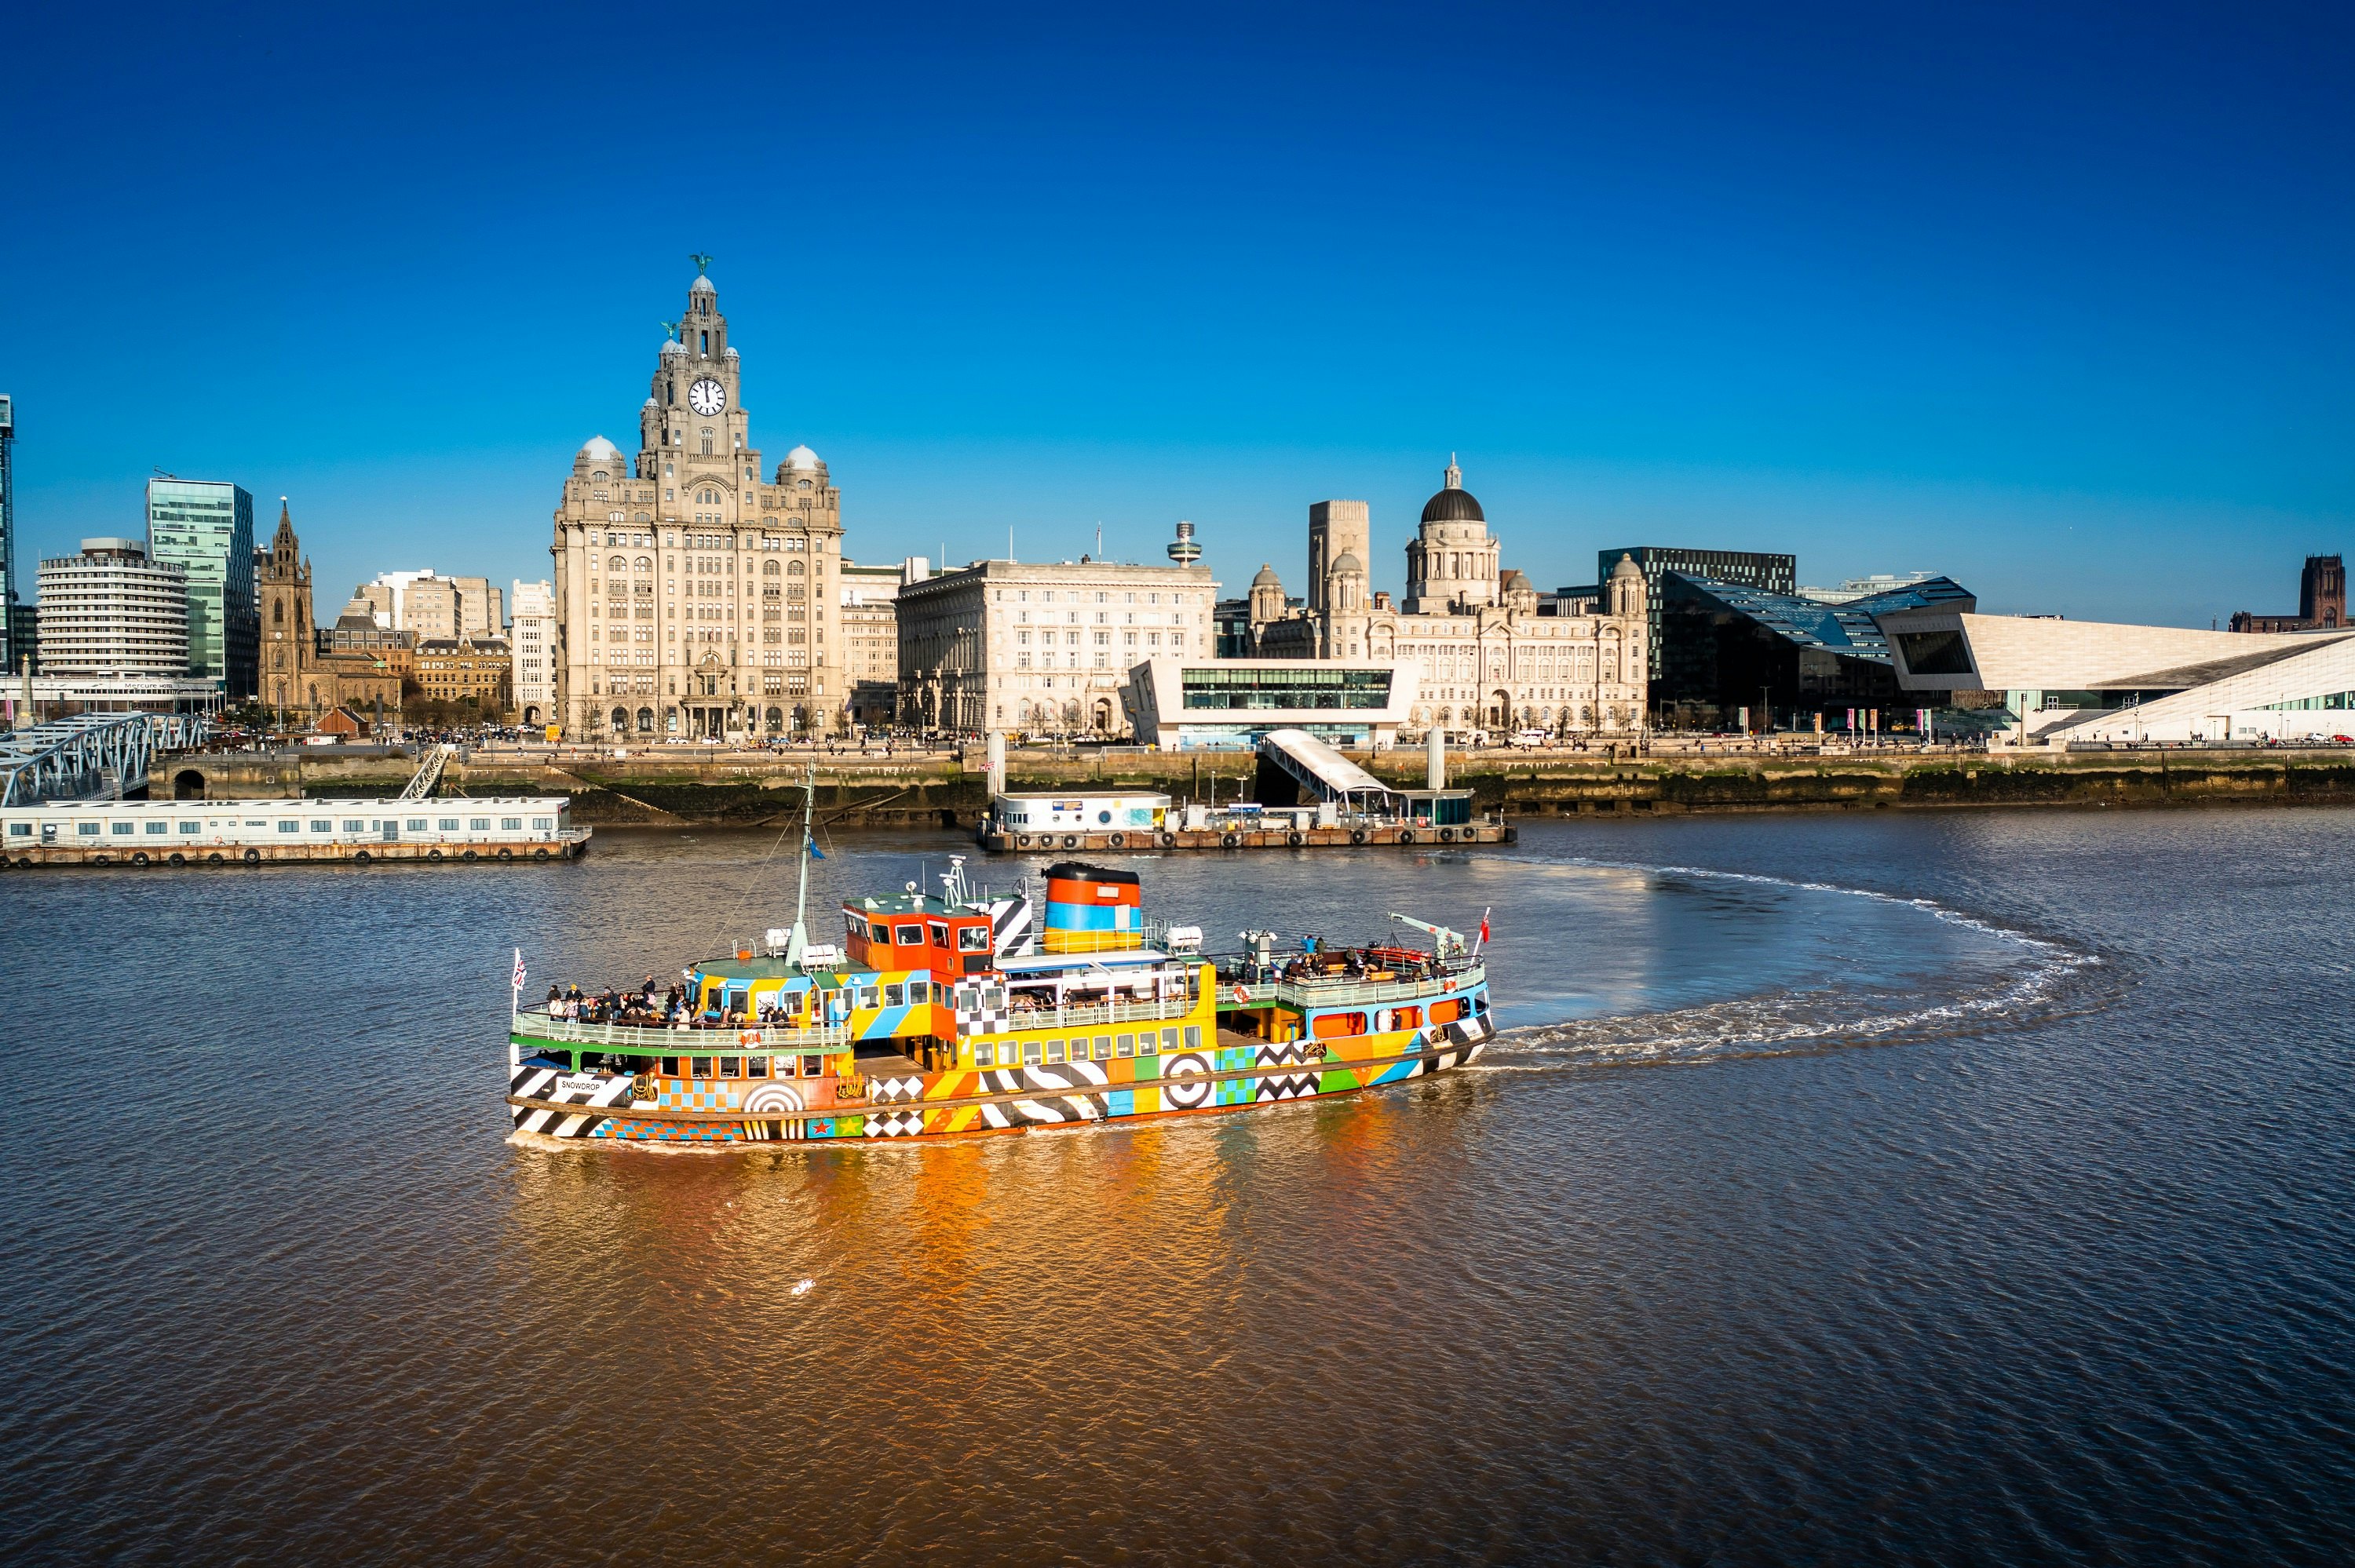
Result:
[0, 797, 590, 869]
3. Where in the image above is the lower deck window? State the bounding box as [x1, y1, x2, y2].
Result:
[975, 1043, 996, 1067]
[178, 822, 199, 833]
[1024, 1041, 1042, 1067]
[1115, 1034, 1134, 1057]
[145, 822, 167, 835]
[1046, 1040, 1064, 1063]
[720, 1058, 740, 1078]
[691, 1056, 712, 1077]
[111, 822, 136, 835]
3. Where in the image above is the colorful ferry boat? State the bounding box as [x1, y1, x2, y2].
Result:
[506, 832, 1495, 1146]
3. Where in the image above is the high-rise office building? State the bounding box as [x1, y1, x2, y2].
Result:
[146, 478, 257, 697]
[0, 394, 20, 675]
[509, 579, 555, 726]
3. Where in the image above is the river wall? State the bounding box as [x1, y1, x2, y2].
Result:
[154, 746, 2355, 826]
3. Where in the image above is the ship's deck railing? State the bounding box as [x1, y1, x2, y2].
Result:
[1002, 993, 1199, 1032]
[511, 1007, 849, 1053]
[1223, 962, 1486, 1011]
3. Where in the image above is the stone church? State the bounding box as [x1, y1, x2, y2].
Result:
[1240, 461, 1648, 734]
[550, 265, 845, 738]
[254, 503, 403, 721]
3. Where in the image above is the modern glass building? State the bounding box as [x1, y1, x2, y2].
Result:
[145, 479, 257, 698]
[1594, 546, 1798, 680]
[0, 394, 19, 678]
[1656, 573, 1975, 726]
[1123, 658, 1419, 749]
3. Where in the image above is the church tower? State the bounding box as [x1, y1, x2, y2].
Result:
[256, 499, 316, 713]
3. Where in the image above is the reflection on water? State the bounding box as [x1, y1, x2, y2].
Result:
[4, 812, 2353, 1563]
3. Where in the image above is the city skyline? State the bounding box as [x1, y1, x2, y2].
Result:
[4, 3, 2350, 629]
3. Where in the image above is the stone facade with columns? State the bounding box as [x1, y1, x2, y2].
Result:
[1239, 461, 1648, 735]
[550, 268, 845, 738]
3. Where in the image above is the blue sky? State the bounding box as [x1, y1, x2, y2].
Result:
[4, 1, 2350, 625]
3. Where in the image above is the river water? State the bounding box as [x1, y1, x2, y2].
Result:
[3, 809, 2351, 1564]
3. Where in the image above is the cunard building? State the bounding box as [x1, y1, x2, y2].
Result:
[551, 266, 845, 738]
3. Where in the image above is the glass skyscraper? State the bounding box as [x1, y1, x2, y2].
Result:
[0, 394, 19, 677]
[146, 479, 257, 697]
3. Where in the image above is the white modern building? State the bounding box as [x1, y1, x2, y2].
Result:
[510, 579, 556, 727]
[1121, 657, 1419, 749]
[38, 538, 189, 676]
[1877, 604, 2355, 742]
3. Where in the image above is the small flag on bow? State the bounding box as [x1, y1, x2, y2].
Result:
[512, 947, 527, 990]
[1477, 912, 1491, 945]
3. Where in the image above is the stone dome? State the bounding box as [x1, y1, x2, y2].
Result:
[1251, 563, 1282, 588]
[1503, 569, 1534, 592]
[661, 338, 686, 357]
[783, 444, 821, 471]
[1331, 552, 1364, 574]
[692, 274, 715, 294]
[724, 346, 739, 358]
[579, 435, 623, 461]
[1608, 552, 1643, 581]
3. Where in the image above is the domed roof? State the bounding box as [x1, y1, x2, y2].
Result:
[1420, 486, 1484, 524]
[1331, 552, 1364, 574]
[724, 346, 739, 358]
[579, 435, 623, 461]
[691, 274, 715, 294]
[1503, 569, 1533, 592]
[1608, 552, 1643, 580]
[661, 338, 686, 357]
[1251, 563, 1282, 588]
[1420, 455, 1485, 524]
[783, 444, 821, 471]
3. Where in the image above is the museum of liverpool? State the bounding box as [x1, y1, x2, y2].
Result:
[1877, 605, 2355, 743]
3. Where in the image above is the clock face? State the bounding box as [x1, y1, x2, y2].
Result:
[688, 377, 726, 416]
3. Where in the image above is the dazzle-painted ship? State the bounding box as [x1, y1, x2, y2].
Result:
[505, 782, 1493, 1147]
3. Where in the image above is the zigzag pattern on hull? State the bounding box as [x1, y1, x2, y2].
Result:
[508, 1058, 639, 1138]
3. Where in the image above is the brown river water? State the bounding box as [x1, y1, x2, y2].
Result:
[3, 810, 2351, 1563]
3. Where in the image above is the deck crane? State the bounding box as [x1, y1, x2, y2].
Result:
[1387, 911, 1467, 959]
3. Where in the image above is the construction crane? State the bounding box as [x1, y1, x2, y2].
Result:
[1387, 911, 1467, 958]
[397, 743, 452, 801]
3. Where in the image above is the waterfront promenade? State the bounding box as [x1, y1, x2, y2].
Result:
[155, 738, 2355, 826]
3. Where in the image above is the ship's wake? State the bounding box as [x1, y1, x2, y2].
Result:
[1480, 856, 2112, 1070]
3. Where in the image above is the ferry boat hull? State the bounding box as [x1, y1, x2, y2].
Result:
[507, 971, 1495, 1147]
[506, 844, 1496, 1149]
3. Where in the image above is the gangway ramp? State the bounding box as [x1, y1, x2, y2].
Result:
[1256, 728, 1393, 811]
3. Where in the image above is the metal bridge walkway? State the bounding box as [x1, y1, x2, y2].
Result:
[1255, 727, 1394, 809]
[0, 713, 210, 807]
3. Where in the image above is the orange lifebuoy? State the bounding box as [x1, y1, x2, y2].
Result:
[1231, 984, 1249, 1005]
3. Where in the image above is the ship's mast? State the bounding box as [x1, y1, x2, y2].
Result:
[787, 760, 816, 969]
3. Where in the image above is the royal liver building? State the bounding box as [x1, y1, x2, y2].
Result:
[551, 266, 843, 738]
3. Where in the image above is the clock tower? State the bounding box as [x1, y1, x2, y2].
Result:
[550, 264, 846, 740]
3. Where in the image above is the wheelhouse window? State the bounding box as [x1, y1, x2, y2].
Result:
[958, 926, 991, 953]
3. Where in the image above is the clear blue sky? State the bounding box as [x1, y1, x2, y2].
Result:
[5, 2, 2350, 625]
